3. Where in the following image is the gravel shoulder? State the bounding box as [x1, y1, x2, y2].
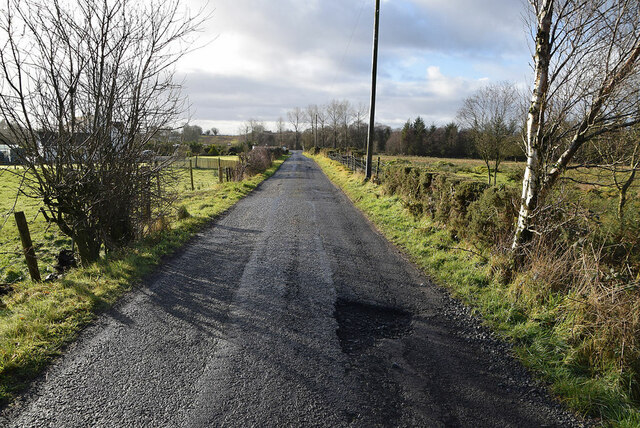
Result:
[1, 152, 586, 427]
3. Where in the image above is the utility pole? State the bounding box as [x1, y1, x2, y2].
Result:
[315, 114, 318, 147]
[365, 0, 380, 180]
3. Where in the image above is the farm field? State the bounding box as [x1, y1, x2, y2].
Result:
[198, 134, 240, 147]
[379, 155, 525, 185]
[0, 163, 238, 284]
[379, 154, 640, 200]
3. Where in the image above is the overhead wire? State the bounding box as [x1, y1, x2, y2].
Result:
[329, 0, 369, 93]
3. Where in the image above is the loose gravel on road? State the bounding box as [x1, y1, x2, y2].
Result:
[0, 152, 587, 427]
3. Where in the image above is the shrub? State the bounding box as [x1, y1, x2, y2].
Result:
[505, 168, 524, 182]
[449, 180, 490, 236]
[243, 147, 273, 176]
[177, 205, 190, 220]
[432, 174, 461, 223]
[4, 269, 23, 283]
[467, 185, 519, 246]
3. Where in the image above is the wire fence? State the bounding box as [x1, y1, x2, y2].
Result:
[0, 156, 244, 285]
[327, 152, 389, 180]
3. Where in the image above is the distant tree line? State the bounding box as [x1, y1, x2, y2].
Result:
[287, 100, 524, 162]
[386, 119, 516, 161]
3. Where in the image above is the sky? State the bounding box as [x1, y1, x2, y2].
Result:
[177, 0, 533, 135]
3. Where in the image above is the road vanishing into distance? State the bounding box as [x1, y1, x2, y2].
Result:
[1, 152, 584, 427]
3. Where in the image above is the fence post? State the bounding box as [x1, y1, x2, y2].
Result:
[141, 167, 152, 221]
[218, 157, 223, 183]
[14, 211, 41, 282]
[189, 159, 194, 191]
[145, 176, 152, 221]
[376, 156, 380, 178]
[195, 155, 198, 169]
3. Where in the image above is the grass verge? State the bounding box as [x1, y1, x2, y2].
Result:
[309, 153, 639, 427]
[0, 157, 286, 406]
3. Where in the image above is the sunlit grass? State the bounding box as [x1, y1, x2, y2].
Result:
[0, 158, 286, 405]
[0, 164, 244, 283]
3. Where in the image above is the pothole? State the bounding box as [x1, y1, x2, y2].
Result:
[334, 298, 412, 354]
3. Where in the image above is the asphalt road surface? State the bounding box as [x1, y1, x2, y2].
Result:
[1, 152, 585, 427]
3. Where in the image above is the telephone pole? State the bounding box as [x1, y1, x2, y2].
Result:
[315, 114, 318, 147]
[365, 0, 380, 180]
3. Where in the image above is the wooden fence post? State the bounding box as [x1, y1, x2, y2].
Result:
[218, 157, 223, 183]
[145, 178, 152, 221]
[189, 159, 194, 191]
[376, 156, 380, 178]
[14, 211, 41, 282]
[142, 167, 152, 221]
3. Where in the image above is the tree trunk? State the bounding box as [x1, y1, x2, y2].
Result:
[484, 159, 492, 184]
[512, 0, 553, 251]
[75, 228, 101, 266]
[618, 167, 637, 220]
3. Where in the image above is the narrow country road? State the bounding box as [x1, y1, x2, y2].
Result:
[1, 152, 583, 427]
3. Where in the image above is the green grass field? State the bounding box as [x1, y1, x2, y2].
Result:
[379, 155, 523, 185]
[0, 165, 239, 284]
[379, 154, 639, 200]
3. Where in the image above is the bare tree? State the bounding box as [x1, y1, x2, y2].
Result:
[513, 0, 640, 250]
[245, 119, 266, 145]
[586, 126, 640, 220]
[182, 124, 203, 143]
[287, 107, 304, 150]
[317, 106, 327, 147]
[0, 0, 206, 265]
[341, 100, 353, 148]
[276, 117, 286, 145]
[305, 104, 319, 147]
[326, 100, 344, 149]
[353, 102, 369, 150]
[458, 82, 520, 185]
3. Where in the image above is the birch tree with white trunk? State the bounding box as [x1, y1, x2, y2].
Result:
[513, 0, 640, 251]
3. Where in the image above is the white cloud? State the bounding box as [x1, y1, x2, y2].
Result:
[176, 0, 533, 134]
